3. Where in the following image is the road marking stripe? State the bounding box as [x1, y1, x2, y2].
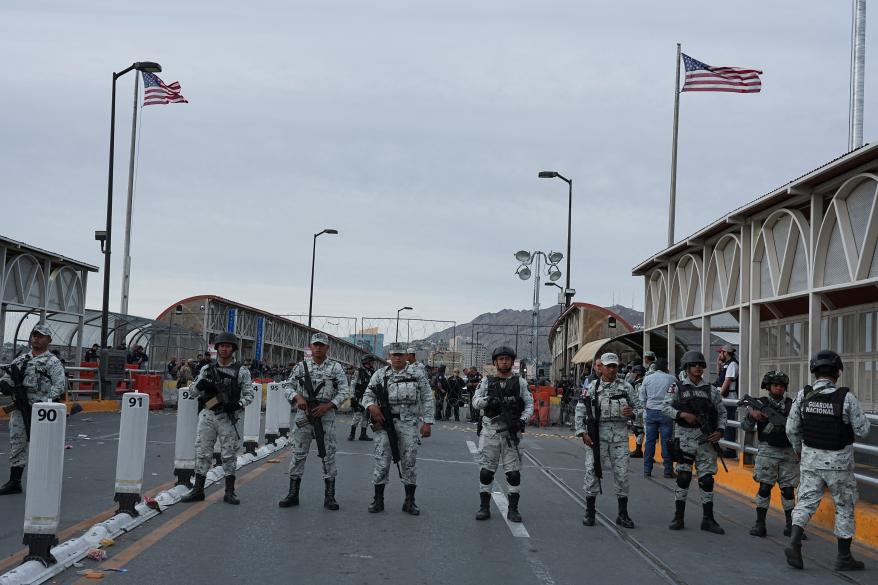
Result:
[490, 491, 530, 538]
[466, 440, 478, 455]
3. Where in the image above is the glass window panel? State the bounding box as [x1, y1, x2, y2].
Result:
[820, 317, 829, 349]
[844, 314, 857, 354]
[760, 325, 771, 358]
[791, 322, 804, 357]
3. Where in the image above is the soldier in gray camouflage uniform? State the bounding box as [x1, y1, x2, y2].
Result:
[663, 350, 727, 534]
[575, 352, 640, 529]
[629, 365, 646, 458]
[740, 370, 801, 538]
[181, 332, 254, 505]
[643, 351, 657, 376]
[0, 323, 67, 495]
[278, 332, 350, 510]
[784, 350, 871, 571]
[348, 354, 374, 442]
[363, 342, 433, 515]
[472, 346, 534, 523]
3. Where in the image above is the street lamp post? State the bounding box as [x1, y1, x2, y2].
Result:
[308, 228, 339, 328]
[395, 306, 412, 342]
[514, 250, 563, 379]
[100, 61, 162, 351]
[539, 171, 574, 383]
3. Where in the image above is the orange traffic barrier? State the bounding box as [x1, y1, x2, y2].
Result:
[132, 374, 164, 410]
[79, 361, 98, 390]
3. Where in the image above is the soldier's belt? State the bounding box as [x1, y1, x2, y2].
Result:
[204, 397, 221, 410]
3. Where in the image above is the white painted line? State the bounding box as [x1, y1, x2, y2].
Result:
[491, 491, 531, 538]
[466, 440, 479, 455]
[524, 440, 543, 450]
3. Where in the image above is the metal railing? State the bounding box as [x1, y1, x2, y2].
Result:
[721, 397, 878, 488]
[63, 366, 163, 401]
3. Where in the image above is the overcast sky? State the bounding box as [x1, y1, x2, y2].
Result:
[2, 1, 874, 338]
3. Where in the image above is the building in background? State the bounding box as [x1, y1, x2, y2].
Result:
[634, 144, 878, 412]
[547, 303, 635, 383]
[345, 327, 385, 358]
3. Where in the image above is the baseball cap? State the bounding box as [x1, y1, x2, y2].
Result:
[717, 345, 736, 353]
[600, 352, 620, 366]
[644, 351, 656, 359]
[31, 322, 54, 337]
[310, 332, 329, 345]
[388, 342, 407, 355]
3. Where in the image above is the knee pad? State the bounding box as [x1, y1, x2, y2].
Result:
[479, 468, 495, 486]
[676, 470, 692, 490]
[698, 474, 715, 492]
[505, 470, 521, 486]
[780, 486, 795, 501]
[757, 482, 773, 498]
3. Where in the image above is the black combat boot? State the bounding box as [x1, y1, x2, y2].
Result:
[223, 475, 240, 505]
[324, 478, 339, 510]
[213, 453, 222, 467]
[402, 484, 420, 515]
[368, 484, 385, 513]
[749, 507, 767, 537]
[616, 497, 634, 529]
[834, 538, 865, 571]
[278, 477, 300, 508]
[668, 500, 685, 530]
[582, 496, 596, 526]
[475, 492, 491, 520]
[700, 502, 724, 534]
[347, 425, 356, 441]
[181, 474, 206, 503]
[0, 466, 24, 495]
[784, 524, 805, 569]
[782, 509, 806, 539]
[506, 493, 522, 523]
[358, 427, 373, 441]
[630, 446, 643, 459]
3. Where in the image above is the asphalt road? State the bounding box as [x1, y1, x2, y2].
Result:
[1, 413, 876, 585]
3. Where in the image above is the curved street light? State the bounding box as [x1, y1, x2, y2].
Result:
[308, 229, 339, 328]
[396, 306, 413, 343]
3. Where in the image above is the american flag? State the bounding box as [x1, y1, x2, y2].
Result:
[681, 53, 762, 93]
[142, 71, 188, 106]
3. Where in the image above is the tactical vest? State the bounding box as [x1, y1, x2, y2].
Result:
[672, 380, 717, 429]
[715, 358, 738, 394]
[593, 381, 630, 422]
[483, 376, 524, 418]
[801, 387, 855, 451]
[199, 362, 242, 410]
[756, 396, 792, 448]
[354, 367, 372, 400]
[382, 368, 420, 406]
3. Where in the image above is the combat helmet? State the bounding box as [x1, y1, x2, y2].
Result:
[680, 350, 707, 369]
[809, 349, 843, 376]
[214, 331, 239, 351]
[491, 346, 516, 361]
[760, 370, 789, 390]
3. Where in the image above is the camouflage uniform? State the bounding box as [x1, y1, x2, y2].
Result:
[362, 363, 433, 486]
[283, 358, 350, 480]
[575, 378, 640, 497]
[190, 362, 254, 477]
[662, 377, 727, 504]
[786, 379, 871, 539]
[740, 395, 799, 511]
[1, 351, 66, 467]
[472, 376, 534, 492]
[350, 366, 374, 430]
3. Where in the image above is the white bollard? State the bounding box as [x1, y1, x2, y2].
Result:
[173, 385, 198, 486]
[280, 391, 292, 438]
[114, 392, 149, 516]
[242, 383, 263, 453]
[264, 382, 282, 444]
[22, 402, 67, 566]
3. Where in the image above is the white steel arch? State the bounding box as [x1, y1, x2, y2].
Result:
[645, 269, 668, 328]
[752, 209, 810, 298]
[705, 234, 741, 311]
[670, 254, 702, 320]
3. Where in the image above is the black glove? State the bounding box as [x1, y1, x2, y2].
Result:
[224, 401, 240, 414]
[518, 418, 528, 433]
[196, 378, 217, 394]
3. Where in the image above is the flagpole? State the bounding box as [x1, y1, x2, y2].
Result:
[667, 43, 682, 248]
[120, 72, 140, 318]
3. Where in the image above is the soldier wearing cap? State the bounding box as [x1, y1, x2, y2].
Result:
[0, 322, 66, 495]
[348, 354, 375, 441]
[181, 332, 254, 505]
[362, 342, 434, 515]
[643, 351, 657, 376]
[575, 352, 640, 528]
[279, 332, 350, 510]
[472, 346, 534, 522]
[663, 350, 727, 534]
[784, 350, 871, 571]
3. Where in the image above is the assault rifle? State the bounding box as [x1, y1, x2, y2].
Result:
[371, 374, 402, 477]
[1, 358, 32, 440]
[196, 367, 241, 439]
[737, 394, 787, 433]
[694, 412, 729, 473]
[489, 394, 524, 450]
[300, 362, 328, 467]
[582, 393, 602, 494]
